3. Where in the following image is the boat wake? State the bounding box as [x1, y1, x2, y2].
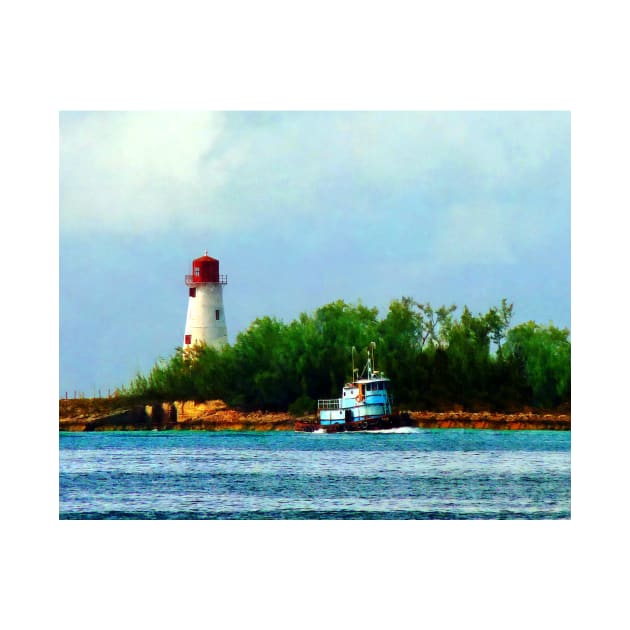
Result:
[305, 426, 420, 435]
[367, 426, 422, 434]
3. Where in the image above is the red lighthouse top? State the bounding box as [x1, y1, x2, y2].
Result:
[185, 250, 227, 286]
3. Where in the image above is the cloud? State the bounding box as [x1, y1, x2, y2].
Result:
[59, 111, 569, 241]
[60, 111, 233, 233]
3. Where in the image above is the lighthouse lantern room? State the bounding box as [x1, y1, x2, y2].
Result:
[183, 251, 228, 350]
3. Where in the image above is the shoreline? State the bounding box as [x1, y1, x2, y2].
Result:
[59, 399, 570, 432]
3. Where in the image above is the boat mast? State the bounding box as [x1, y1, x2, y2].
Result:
[366, 342, 374, 379]
[370, 341, 377, 375]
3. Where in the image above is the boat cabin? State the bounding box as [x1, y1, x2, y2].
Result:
[318, 375, 393, 426]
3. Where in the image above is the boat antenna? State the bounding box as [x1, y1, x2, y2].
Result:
[351, 346, 357, 381]
[370, 341, 377, 374]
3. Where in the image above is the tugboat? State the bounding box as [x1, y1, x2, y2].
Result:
[295, 343, 413, 433]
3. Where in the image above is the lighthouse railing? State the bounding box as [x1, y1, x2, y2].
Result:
[185, 274, 228, 286]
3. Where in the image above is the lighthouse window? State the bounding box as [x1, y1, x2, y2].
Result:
[184, 334, 192, 345]
[189, 288, 196, 297]
[194, 267, 200, 276]
[215, 309, 220, 320]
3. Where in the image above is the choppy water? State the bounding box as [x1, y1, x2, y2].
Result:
[59, 428, 570, 519]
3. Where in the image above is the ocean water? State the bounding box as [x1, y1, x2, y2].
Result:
[59, 428, 570, 519]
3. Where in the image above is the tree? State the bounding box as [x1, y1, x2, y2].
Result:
[416, 302, 457, 349]
[190, 344, 231, 402]
[120, 297, 570, 413]
[442, 306, 495, 408]
[504, 321, 571, 408]
[484, 298, 514, 357]
[378, 297, 424, 404]
[229, 316, 297, 410]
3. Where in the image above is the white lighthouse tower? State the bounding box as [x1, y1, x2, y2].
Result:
[183, 251, 228, 350]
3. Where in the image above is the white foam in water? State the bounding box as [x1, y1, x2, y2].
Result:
[367, 427, 422, 434]
[307, 427, 422, 435]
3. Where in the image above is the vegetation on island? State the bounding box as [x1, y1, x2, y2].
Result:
[120, 298, 571, 414]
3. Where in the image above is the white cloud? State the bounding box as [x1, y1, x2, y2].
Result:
[60, 111, 234, 233]
[59, 111, 569, 237]
[334, 111, 568, 195]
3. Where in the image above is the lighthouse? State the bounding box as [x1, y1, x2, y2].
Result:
[183, 251, 228, 350]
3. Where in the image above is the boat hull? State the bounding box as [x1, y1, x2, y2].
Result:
[295, 412, 413, 433]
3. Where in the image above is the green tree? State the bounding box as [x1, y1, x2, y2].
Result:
[309, 300, 380, 397]
[229, 316, 298, 410]
[504, 321, 571, 408]
[121, 297, 570, 413]
[442, 306, 494, 408]
[417, 302, 457, 349]
[190, 343, 231, 402]
[378, 297, 424, 405]
[484, 298, 514, 357]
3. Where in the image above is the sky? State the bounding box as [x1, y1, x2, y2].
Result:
[59, 111, 570, 397]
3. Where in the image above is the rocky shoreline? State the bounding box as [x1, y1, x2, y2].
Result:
[59, 398, 570, 432]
